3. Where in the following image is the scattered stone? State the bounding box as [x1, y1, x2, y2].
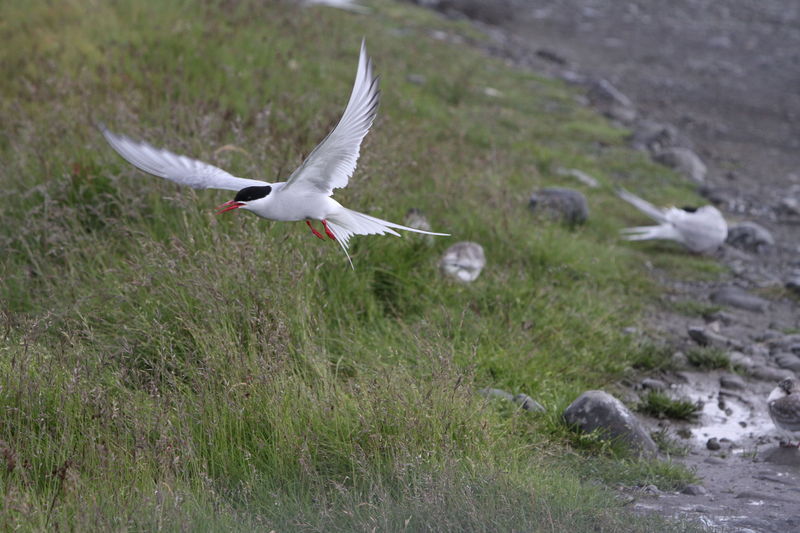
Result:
[528, 187, 589, 226]
[554, 167, 599, 188]
[705, 310, 735, 325]
[720, 374, 746, 390]
[640, 484, 663, 496]
[653, 147, 707, 183]
[477, 388, 513, 402]
[513, 394, 545, 413]
[688, 326, 743, 350]
[735, 490, 794, 503]
[641, 378, 667, 391]
[775, 352, 800, 371]
[563, 390, 658, 457]
[750, 365, 793, 382]
[406, 73, 426, 85]
[726, 222, 775, 253]
[483, 87, 502, 98]
[710, 287, 768, 312]
[439, 242, 486, 283]
[535, 48, 567, 65]
[586, 78, 637, 124]
[682, 484, 708, 496]
[688, 504, 716, 513]
[728, 351, 754, 371]
[777, 197, 800, 218]
[630, 119, 679, 152]
[707, 438, 721, 451]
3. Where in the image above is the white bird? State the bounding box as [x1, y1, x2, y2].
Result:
[300, 0, 369, 14]
[617, 189, 727, 253]
[767, 377, 800, 447]
[101, 40, 448, 267]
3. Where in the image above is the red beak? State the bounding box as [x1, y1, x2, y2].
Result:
[215, 200, 245, 215]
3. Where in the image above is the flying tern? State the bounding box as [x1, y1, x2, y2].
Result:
[767, 377, 800, 447]
[617, 189, 727, 253]
[101, 40, 448, 267]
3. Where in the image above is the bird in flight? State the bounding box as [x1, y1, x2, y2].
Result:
[617, 189, 727, 253]
[101, 40, 448, 267]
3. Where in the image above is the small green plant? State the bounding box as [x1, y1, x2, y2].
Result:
[687, 347, 730, 369]
[638, 391, 700, 420]
[651, 429, 690, 457]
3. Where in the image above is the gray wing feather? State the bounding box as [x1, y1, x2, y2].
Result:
[283, 39, 380, 195]
[100, 125, 268, 191]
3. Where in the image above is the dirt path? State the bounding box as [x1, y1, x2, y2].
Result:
[414, 1, 800, 530]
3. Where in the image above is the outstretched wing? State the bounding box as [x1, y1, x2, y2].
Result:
[616, 188, 668, 223]
[100, 125, 268, 191]
[283, 39, 380, 196]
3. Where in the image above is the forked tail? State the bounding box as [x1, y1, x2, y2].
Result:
[620, 223, 681, 242]
[325, 208, 449, 268]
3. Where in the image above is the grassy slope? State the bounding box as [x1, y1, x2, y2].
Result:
[0, 0, 711, 530]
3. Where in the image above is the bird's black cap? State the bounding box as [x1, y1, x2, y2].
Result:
[234, 185, 272, 202]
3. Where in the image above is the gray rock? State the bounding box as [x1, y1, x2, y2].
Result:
[406, 73, 426, 85]
[774, 352, 800, 371]
[704, 456, 726, 464]
[653, 147, 707, 183]
[630, 119, 679, 152]
[640, 378, 667, 391]
[728, 351, 754, 371]
[720, 374, 746, 390]
[439, 242, 486, 283]
[477, 388, 513, 402]
[777, 197, 800, 217]
[707, 437, 721, 451]
[554, 167, 599, 188]
[682, 484, 708, 496]
[513, 394, 545, 413]
[750, 365, 793, 382]
[563, 390, 657, 457]
[586, 78, 637, 124]
[528, 187, 589, 226]
[726, 222, 775, 253]
[688, 326, 744, 350]
[710, 287, 768, 312]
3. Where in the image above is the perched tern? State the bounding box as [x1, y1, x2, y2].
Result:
[768, 377, 800, 447]
[101, 40, 448, 267]
[617, 189, 727, 253]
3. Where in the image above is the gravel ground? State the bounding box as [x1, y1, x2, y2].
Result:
[414, 1, 800, 530]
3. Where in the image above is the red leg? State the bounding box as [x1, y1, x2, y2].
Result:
[321, 219, 336, 241]
[306, 220, 324, 240]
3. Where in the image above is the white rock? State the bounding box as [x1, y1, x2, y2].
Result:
[439, 242, 486, 283]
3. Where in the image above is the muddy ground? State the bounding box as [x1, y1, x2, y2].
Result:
[415, 1, 800, 531]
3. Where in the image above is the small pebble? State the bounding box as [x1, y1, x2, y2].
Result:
[707, 438, 721, 451]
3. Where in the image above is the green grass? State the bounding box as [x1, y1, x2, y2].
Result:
[638, 392, 701, 421]
[687, 347, 731, 370]
[0, 0, 714, 530]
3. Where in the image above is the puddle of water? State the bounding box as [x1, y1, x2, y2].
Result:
[670, 372, 775, 447]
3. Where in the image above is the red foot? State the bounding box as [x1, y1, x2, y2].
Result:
[306, 220, 324, 240]
[321, 219, 336, 241]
